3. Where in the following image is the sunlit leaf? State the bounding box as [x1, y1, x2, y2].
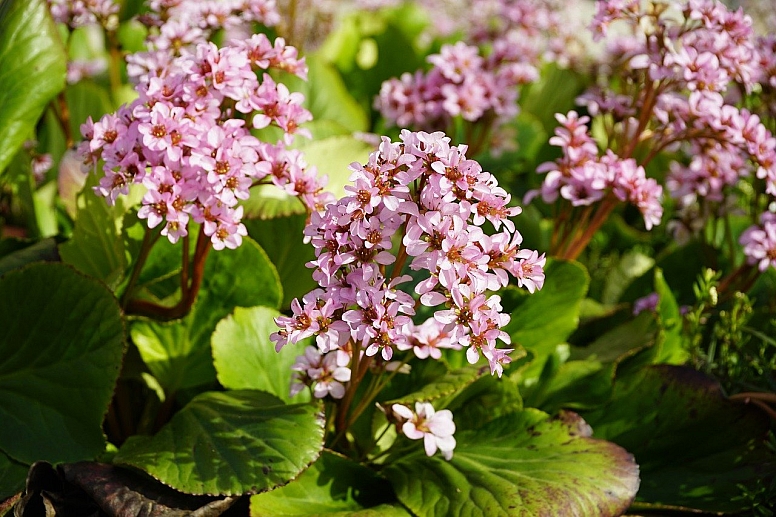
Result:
[115, 391, 325, 496]
[212, 306, 310, 403]
[0, 0, 66, 176]
[131, 237, 282, 392]
[383, 409, 639, 516]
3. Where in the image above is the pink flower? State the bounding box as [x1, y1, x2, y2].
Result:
[392, 402, 456, 460]
[290, 347, 351, 399]
[741, 213, 776, 271]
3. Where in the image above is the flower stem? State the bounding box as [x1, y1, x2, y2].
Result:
[121, 226, 161, 310]
[124, 226, 212, 320]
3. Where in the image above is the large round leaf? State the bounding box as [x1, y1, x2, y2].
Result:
[0, 0, 66, 176]
[250, 450, 409, 516]
[114, 390, 325, 496]
[582, 365, 775, 513]
[0, 263, 125, 464]
[383, 409, 639, 516]
[212, 306, 309, 403]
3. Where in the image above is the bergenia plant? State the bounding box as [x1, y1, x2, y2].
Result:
[0, 0, 774, 515]
[81, 33, 330, 319]
[272, 128, 545, 454]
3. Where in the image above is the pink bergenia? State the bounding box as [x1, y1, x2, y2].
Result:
[272, 130, 545, 379]
[576, 0, 776, 243]
[532, 112, 664, 230]
[740, 212, 776, 272]
[392, 402, 456, 460]
[376, 41, 535, 134]
[48, 0, 118, 29]
[81, 36, 330, 249]
[127, 0, 283, 83]
[290, 346, 351, 399]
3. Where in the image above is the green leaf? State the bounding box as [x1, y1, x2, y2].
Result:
[505, 259, 589, 349]
[583, 365, 776, 513]
[652, 268, 690, 364]
[58, 175, 139, 290]
[601, 250, 654, 305]
[64, 80, 114, 139]
[212, 306, 309, 403]
[619, 240, 706, 306]
[506, 259, 589, 390]
[530, 360, 614, 413]
[0, 263, 125, 464]
[250, 450, 408, 516]
[298, 135, 373, 199]
[521, 63, 587, 134]
[132, 237, 282, 392]
[523, 309, 660, 412]
[0, 450, 26, 500]
[0, 237, 59, 277]
[444, 374, 523, 432]
[130, 318, 216, 394]
[114, 390, 325, 496]
[0, 0, 66, 176]
[386, 364, 487, 407]
[242, 185, 307, 220]
[324, 13, 424, 112]
[283, 54, 369, 133]
[245, 215, 317, 308]
[383, 408, 639, 517]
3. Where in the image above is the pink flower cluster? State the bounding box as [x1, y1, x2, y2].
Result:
[740, 212, 776, 272]
[80, 35, 331, 250]
[272, 130, 545, 396]
[463, 0, 593, 69]
[571, 0, 760, 96]
[576, 0, 776, 238]
[127, 0, 282, 83]
[533, 112, 663, 230]
[47, 0, 118, 29]
[392, 402, 456, 460]
[376, 41, 537, 131]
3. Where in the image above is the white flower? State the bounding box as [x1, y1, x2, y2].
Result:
[392, 402, 456, 460]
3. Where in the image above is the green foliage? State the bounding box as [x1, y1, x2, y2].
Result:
[250, 450, 407, 516]
[58, 175, 139, 290]
[245, 214, 317, 308]
[212, 306, 309, 403]
[130, 237, 282, 393]
[385, 364, 486, 407]
[0, 263, 124, 465]
[684, 270, 776, 394]
[0, 0, 66, 176]
[0, 237, 58, 276]
[383, 409, 639, 517]
[114, 390, 325, 496]
[318, 8, 426, 116]
[583, 365, 776, 514]
[506, 259, 589, 394]
[0, 451, 26, 500]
